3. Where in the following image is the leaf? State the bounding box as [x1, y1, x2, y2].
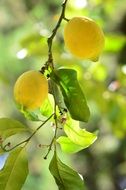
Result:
[0, 148, 5, 155]
[40, 95, 53, 117]
[49, 151, 85, 190]
[57, 136, 84, 153]
[22, 110, 41, 121]
[64, 119, 97, 147]
[105, 34, 126, 53]
[50, 68, 90, 122]
[0, 118, 29, 140]
[48, 79, 66, 112]
[0, 147, 28, 190]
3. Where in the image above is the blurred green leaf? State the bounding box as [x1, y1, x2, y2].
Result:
[40, 95, 53, 118]
[20, 33, 44, 47]
[0, 147, 28, 190]
[57, 136, 84, 153]
[49, 151, 85, 190]
[20, 32, 47, 57]
[21, 110, 40, 121]
[0, 118, 29, 140]
[64, 119, 97, 147]
[50, 68, 90, 122]
[89, 63, 107, 82]
[0, 148, 5, 155]
[105, 35, 126, 53]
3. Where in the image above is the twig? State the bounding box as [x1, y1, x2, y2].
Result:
[43, 92, 59, 159]
[1, 114, 54, 152]
[41, 0, 68, 71]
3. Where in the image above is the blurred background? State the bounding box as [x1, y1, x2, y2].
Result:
[0, 0, 126, 189]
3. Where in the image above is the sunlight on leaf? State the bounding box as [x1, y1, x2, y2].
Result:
[64, 118, 97, 147]
[57, 136, 84, 153]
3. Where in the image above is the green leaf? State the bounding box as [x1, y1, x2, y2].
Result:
[0, 147, 28, 190]
[105, 34, 126, 53]
[49, 79, 66, 112]
[49, 151, 85, 190]
[0, 148, 5, 155]
[40, 95, 53, 117]
[64, 119, 97, 147]
[57, 136, 84, 153]
[50, 68, 90, 122]
[22, 110, 40, 121]
[0, 118, 29, 140]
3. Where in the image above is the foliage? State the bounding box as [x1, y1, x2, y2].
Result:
[49, 151, 84, 190]
[0, 0, 126, 190]
[0, 148, 28, 190]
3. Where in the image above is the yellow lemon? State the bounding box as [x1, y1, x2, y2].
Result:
[14, 70, 48, 110]
[64, 17, 105, 60]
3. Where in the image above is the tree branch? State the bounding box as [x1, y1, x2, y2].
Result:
[41, 0, 69, 71]
[1, 114, 54, 152]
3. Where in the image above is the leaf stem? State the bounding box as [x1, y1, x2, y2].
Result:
[1, 114, 54, 152]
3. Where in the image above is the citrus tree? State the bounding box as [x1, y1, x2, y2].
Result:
[0, 0, 105, 189]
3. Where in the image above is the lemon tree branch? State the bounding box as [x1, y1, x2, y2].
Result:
[42, 0, 69, 159]
[41, 0, 68, 70]
[1, 114, 54, 152]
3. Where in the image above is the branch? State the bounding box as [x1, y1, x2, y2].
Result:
[1, 114, 54, 152]
[41, 0, 69, 70]
[42, 0, 69, 159]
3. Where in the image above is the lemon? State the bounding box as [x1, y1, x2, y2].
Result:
[14, 70, 48, 110]
[64, 17, 105, 60]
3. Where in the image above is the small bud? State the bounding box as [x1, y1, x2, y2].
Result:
[59, 111, 63, 115]
[7, 142, 11, 147]
[63, 108, 67, 112]
[38, 144, 42, 148]
[61, 117, 67, 124]
[46, 74, 50, 79]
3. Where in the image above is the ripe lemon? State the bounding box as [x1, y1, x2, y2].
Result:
[64, 17, 105, 60]
[14, 70, 48, 110]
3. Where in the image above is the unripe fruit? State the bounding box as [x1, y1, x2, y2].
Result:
[64, 17, 105, 60]
[14, 70, 48, 110]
